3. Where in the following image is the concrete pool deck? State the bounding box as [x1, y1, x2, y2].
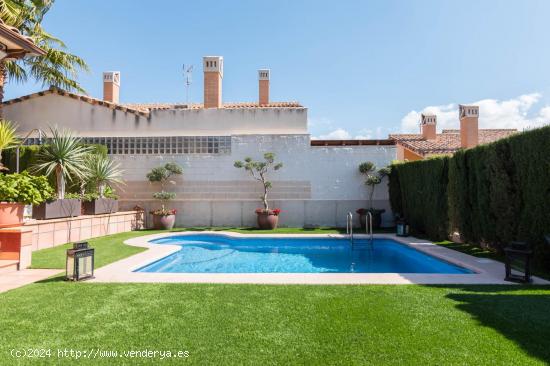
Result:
[91, 231, 550, 285]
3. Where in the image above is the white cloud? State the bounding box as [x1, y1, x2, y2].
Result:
[316, 128, 352, 140]
[400, 93, 550, 133]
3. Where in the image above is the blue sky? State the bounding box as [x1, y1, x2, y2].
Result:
[6, 0, 550, 138]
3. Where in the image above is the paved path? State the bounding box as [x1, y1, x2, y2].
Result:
[0, 269, 61, 293]
[92, 232, 550, 285]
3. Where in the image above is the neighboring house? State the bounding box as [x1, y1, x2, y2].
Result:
[3, 56, 396, 227]
[389, 107, 517, 160]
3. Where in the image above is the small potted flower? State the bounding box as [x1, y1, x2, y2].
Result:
[234, 153, 283, 230]
[356, 162, 391, 230]
[146, 162, 183, 230]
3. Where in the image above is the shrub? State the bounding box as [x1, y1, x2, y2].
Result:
[0, 172, 53, 205]
[147, 162, 183, 215]
[394, 156, 449, 240]
[391, 125, 550, 268]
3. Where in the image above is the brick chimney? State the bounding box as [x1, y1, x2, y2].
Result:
[459, 105, 479, 148]
[103, 71, 120, 104]
[203, 56, 223, 108]
[258, 69, 270, 105]
[420, 113, 437, 140]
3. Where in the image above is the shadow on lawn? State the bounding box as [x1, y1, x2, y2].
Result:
[445, 287, 550, 363]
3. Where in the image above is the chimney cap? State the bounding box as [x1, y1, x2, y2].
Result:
[103, 71, 120, 86]
[421, 113, 436, 125]
[258, 69, 270, 80]
[459, 104, 479, 118]
[203, 56, 223, 77]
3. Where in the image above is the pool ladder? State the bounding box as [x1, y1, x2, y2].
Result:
[346, 211, 374, 249]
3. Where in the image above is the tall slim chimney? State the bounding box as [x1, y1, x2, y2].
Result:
[203, 56, 223, 108]
[420, 113, 437, 140]
[459, 105, 479, 148]
[258, 69, 270, 105]
[103, 71, 120, 103]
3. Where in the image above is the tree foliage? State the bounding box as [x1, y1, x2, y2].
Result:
[0, 0, 89, 94]
[234, 152, 282, 211]
[390, 125, 550, 268]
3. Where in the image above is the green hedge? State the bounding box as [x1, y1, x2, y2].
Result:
[1, 144, 107, 173]
[390, 125, 550, 267]
[393, 156, 450, 240]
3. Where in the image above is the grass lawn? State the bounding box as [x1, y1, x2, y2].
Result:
[11, 228, 549, 364]
[1, 281, 549, 365]
[435, 240, 550, 281]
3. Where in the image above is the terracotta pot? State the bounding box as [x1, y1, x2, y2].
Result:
[152, 214, 176, 230]
[0, 202, 25, 228]
[256, 212, 279, 230]
[358, 209, 385, 230]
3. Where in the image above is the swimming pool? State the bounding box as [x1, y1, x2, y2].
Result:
[135, 234, 473, 274]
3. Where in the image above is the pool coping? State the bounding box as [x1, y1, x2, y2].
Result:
[91, 231, 550, 285]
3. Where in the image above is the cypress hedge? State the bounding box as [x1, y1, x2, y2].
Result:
[393, 156, 449, 240]
[390, 125, 550, 267]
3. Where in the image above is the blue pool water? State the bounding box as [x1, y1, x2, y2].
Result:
[136, 234, 473, 274]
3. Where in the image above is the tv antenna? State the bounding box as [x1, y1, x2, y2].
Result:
[183, 64, 193, 104]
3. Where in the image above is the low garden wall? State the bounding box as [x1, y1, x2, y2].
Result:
[389, 125, 550, 268]
[23, 210, 144, 251]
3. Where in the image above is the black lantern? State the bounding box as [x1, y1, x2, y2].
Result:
[396, 218, 410, 237]
[66, 241, 95, 281]
[504, 241, 532, 283]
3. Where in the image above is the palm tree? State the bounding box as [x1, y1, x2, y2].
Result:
[86, 154, 124, 197]
[31, 126, 91, 199]
[0, 119, 17, 170]
[0, 0, 88, 112]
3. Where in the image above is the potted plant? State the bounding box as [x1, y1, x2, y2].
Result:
[0, 120, 18, 171]
[356, 162, 391, 230]
[0, 172, 53, 227]
[234, 152, 283, 230]
[30, 127, 91, 219]
[82, 154, 123, 215]
[147, 162, 183, 229]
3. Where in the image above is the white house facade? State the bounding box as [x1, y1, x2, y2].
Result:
[3, 56, 396, 227]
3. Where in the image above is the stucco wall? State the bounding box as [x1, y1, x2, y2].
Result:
[113, 135, 396, 227]
[4, 95, 397, 227]
[3, 93, 308, 136]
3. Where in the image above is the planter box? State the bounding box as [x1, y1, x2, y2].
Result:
[82, 198, 118, 215]
[32, 199, 81, 220]
[0, 202, 25, 228]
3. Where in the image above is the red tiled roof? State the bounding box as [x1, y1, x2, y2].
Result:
[389, 129, 517, 155]
[2, 87, 303, 117]
[122, 101, 303, 112]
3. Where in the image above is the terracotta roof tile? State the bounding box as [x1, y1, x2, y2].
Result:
[389, 129, 517, 155]
[2, 87, 303, 116]
[122, 101, 303, 112]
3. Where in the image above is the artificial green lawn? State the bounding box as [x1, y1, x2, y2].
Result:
[10, 228, 550, 364]
[1, 282, 549, 365]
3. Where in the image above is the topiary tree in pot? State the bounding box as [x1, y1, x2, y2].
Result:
[234, 152, 283, 230]
[356, 162, 391, 230]
[146, 162, 183, 229]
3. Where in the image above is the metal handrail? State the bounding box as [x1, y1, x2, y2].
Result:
[346, 212, 353, 244]
[366, 211, 373, 244]
[15, 128, 46, 173]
